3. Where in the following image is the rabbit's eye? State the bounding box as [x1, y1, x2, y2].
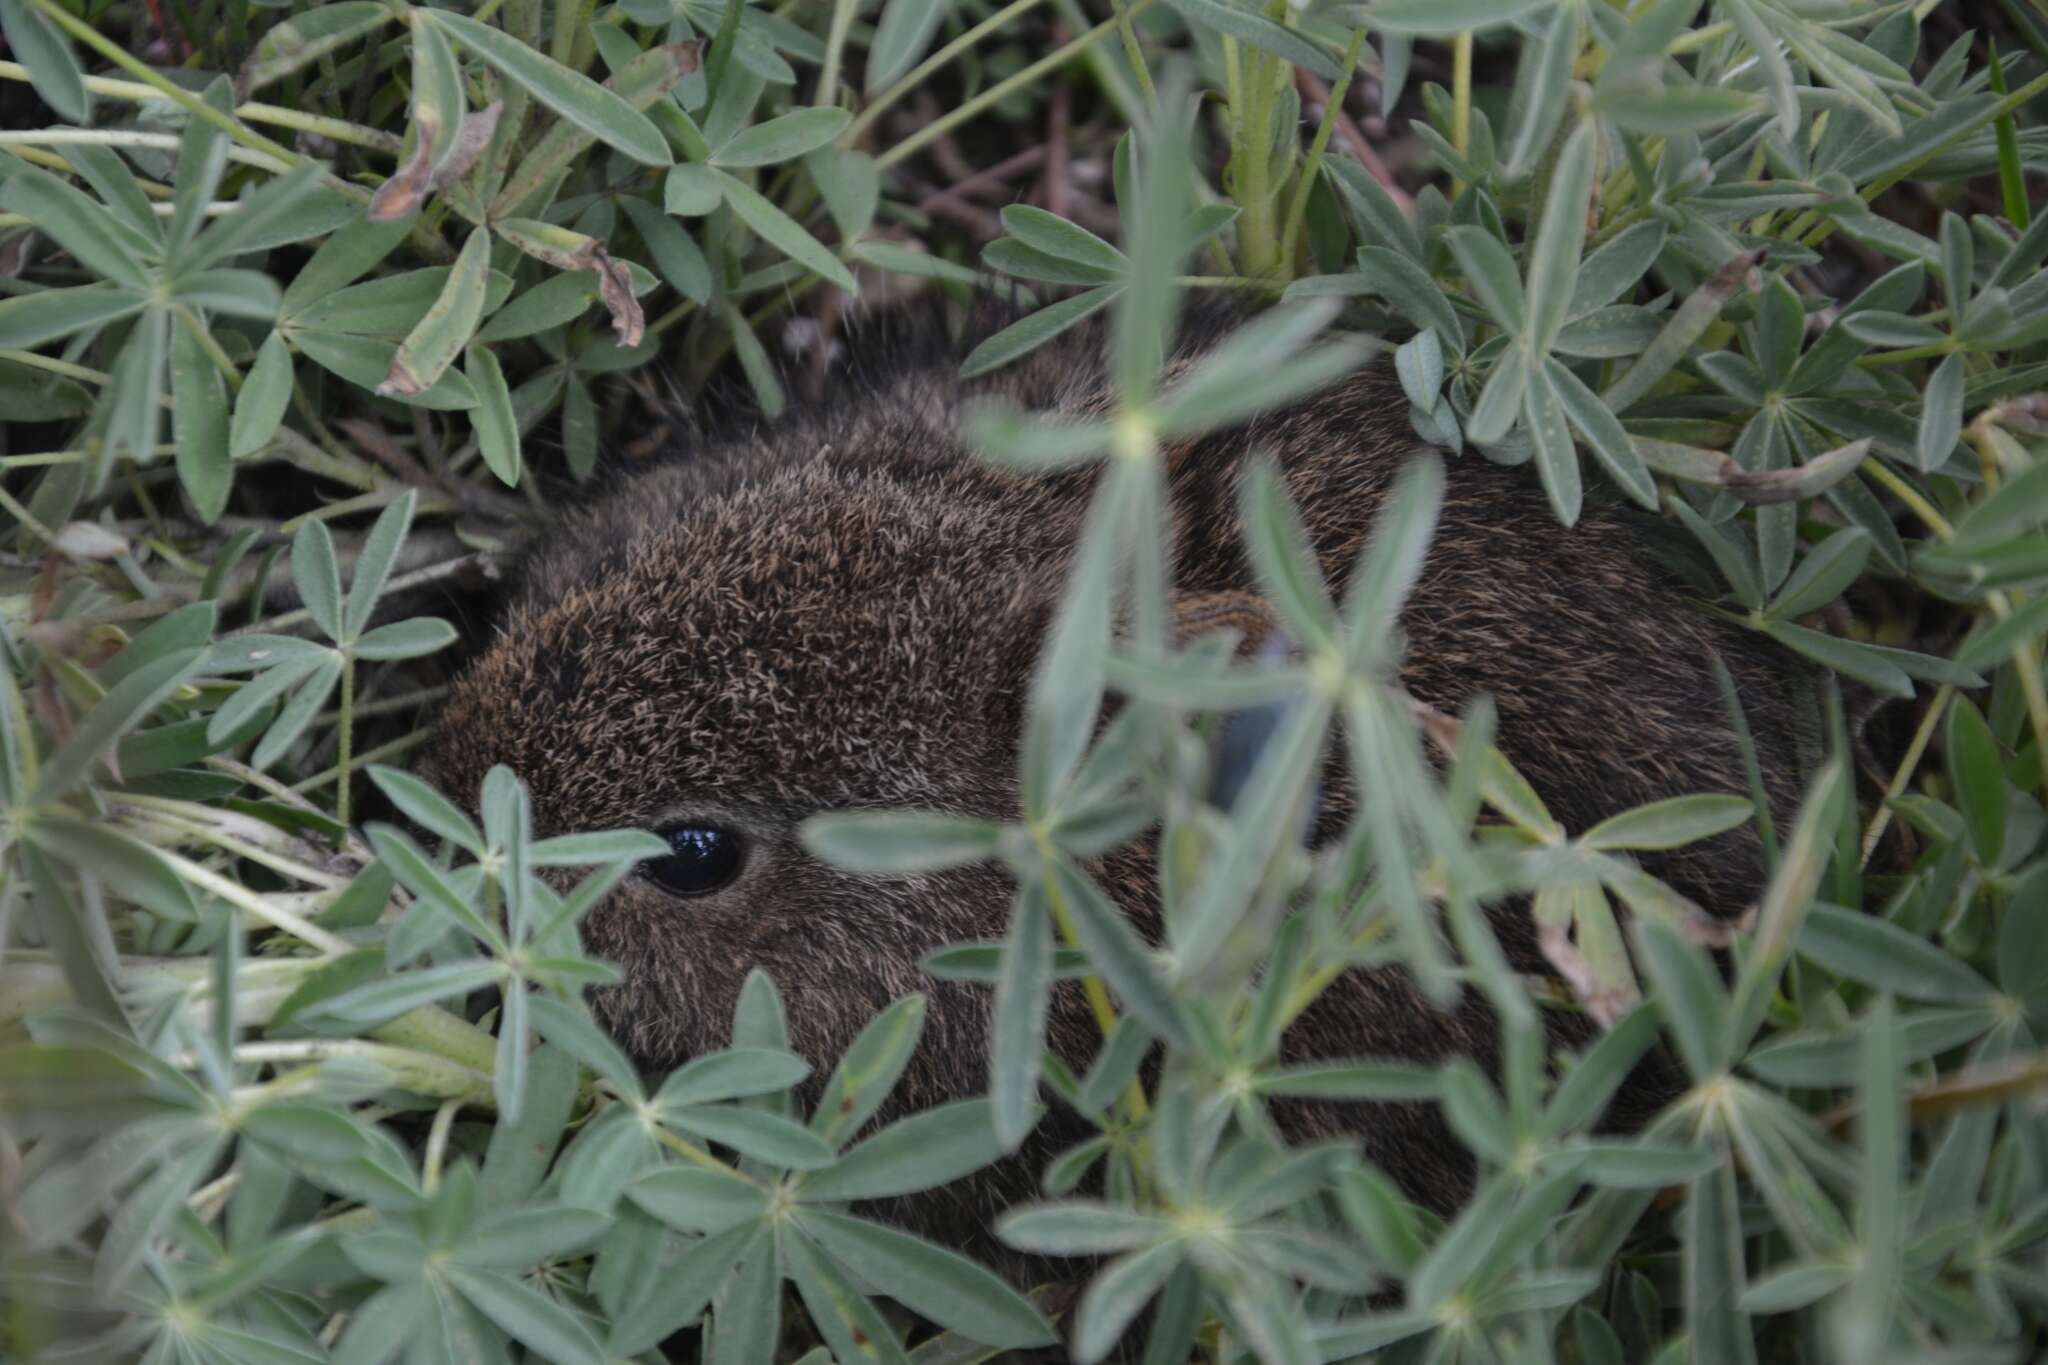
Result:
[644, 827, 745, 897]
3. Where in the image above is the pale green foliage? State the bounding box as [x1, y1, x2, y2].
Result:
[3, 2, 2048, 1363]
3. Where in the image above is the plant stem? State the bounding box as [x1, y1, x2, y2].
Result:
[295, 726, 428, 796]
[0, 62, 400, 153]
[1111, 0, 1158, 113]
[1451, 29, 1474, 195]
[816, 0, 858, 110]
[844, 0, 1048, 147]
[1860, 684, 1950, 867]
[1279, 28, 1368, 270]
[874, 0, 1156, 170]
[23, 0, 305, 174]
[336, 653, 356, 829]
[159, 848, 356, 955]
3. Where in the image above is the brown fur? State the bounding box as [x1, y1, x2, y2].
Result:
[429, 310, 1815, 1257]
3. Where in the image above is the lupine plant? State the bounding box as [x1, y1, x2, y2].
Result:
[3, 1, 2047, 1362]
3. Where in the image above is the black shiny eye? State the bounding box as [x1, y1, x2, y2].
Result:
[643, 827, 745, 897]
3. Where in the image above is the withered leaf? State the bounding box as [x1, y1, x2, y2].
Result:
[367, 101, 503, 223]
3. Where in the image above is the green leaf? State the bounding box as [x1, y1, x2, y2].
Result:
[1797, 903, 1995, 1004]
[866, 0, 945, 92]
[1582, 795, 1753, 853]
[664, 163, 723, 216]
[801, 1099, 1009, 1203]
[960, 284, 1122, 378]
[621, 195, 711, 305]
[1525, 121, 1596, 347]
[102, 307, 167, 464]
[998, 205, 1127, 275]
[709, 167, 855, 291]
[1467, 344, 1526, 447]
[798, 811, 1001, 873]
[985, 238, 1123, 286]
[290, 517, 345, 642]
[303, 959, 507, 1026]
[1074, 1242, 1185, 1364]
[342, 491, 418, 640]
[797, 1210, 1057, 1348]
[991, 884, 1052, 1150]
[1502, 1, 1576, 177]
[34, 648, 206, 804]
[1765, 527, 1872, 624]
[366, 764, 484, 855]
[1957, 595, 2048, 671]
[786, 1239, 912, 1365]
[804, 145, 879, 241]
[1947, 696, 2008, 867]
[2, 166, 149, 289]
[365, 822, 502, 949]
[655, 1048, 810, 1110]
[428, 11, 671, 166]
[185, 163, 345, 269]
[230, 331, 294, 461]
[626, 1165, 769, 1235]
[170, 312, 232, 524]
[1256, 1061, 1438, 1100]
[1367, 0, 1556, 33]
[379, 230, 491, 398]
[443, 1263, 607, 1365]
[666, 1104, 836, 1169]
[713, 107, 850, 166]
[0, 285, 143, 350]
[26, 818, 200, 922]
[1444, 226, 1526, 334]
[528, 829, 669, 866]
[1915, 352, 1965, 473]
[709, 1224, 781, 1365]
[407, 11, 467, 172]
[1546, 358, 1656, 510]
[1757, 622, 1913, 699]
[1048, 857, 1188, 1050]
[1632, 915, 1730, 1079]
[1166, 0, 1340, 78]
[1522, 362, 1584, 526]
[464, 346, 522, 486]
[239, 2, 396, 95]
[1569, 222, 1668, 318]
[349, 617, 457, 661]
[0, 0, 87, 123]
[808, 994, 926, 1147]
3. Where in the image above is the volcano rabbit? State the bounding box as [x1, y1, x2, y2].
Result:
[429, 304, 1814, 1248]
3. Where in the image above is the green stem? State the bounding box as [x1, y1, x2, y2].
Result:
[336, 652, 355, 830]
[296, 726, 427, 796]
[1279, 28, 1368, 272]
[175, 304, 245, 392]
[23, 0, 306, 173]
[1451, 29, 1473, 195]
[1111, 0, 1158, 113]
[816, 0, 858, 110]
[844, 0, 1048, 148]
[0, 62, 398, 154]
[1235, 43, 1280, 277]
[875, 5, 1156, 172]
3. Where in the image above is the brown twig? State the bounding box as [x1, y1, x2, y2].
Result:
[1039, 28, 1072, 218]
[915, 145, 1049, 219]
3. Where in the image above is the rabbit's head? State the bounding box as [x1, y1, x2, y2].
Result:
[430, 446, 1079, 1104]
